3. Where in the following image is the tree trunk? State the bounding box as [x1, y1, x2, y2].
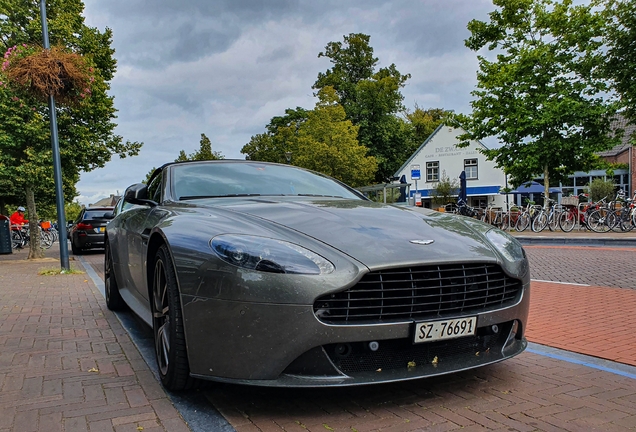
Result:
[25, 185, 44, 259]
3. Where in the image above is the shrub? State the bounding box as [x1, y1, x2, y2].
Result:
[587, 178, 616, 202]
[430, 170, 459, 206]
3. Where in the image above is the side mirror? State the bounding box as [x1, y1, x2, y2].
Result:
[103, 212, 115, 219]
[124, 183, 157, 207]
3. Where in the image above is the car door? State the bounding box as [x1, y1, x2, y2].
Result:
[124, 172, 164, 301]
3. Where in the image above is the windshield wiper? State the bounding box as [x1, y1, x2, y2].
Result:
[296, 194, 344, 198]
[179, 194, 261, 200]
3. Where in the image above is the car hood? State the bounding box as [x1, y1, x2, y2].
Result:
[202, 198, 498, 269]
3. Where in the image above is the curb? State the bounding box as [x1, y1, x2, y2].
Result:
[515, 236, 636, 247]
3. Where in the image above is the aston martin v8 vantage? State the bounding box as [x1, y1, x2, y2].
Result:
[104, 160, 530, 390]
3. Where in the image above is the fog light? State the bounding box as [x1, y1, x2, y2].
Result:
[334, 343, 352, 357]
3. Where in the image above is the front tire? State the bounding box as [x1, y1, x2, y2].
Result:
[531, 212, 548, 232]
[515, 213, 530, 232]
[104, 241, 125, 310]
[152, 244, 194, 391]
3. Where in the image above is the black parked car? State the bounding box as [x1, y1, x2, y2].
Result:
[69, 207, 114, 254]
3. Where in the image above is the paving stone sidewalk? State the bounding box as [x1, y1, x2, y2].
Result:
[0, 255, 191, 432]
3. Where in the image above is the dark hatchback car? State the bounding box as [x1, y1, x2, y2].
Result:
[69, 207, 114, 254]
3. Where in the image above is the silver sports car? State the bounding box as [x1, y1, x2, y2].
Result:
[105, 160, 529, 391]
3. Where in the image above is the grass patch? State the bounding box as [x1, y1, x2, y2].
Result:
[38, 267, 85, 276]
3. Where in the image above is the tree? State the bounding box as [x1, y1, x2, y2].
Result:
[291, 87, 377, 187]
[0, 0, 141, 258]
[404, 106, 451, 152]
[313, 33, 411, 182]
[241, 107, 308, 162]
[144, 133, 225, 182]
[457, 0, 620, 200]
[603, 0, 636, 129]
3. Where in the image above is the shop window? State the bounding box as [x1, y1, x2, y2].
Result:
[426, 161, 439, 182]
[574, 176, 589, 187]
[464, 159, 478, 179]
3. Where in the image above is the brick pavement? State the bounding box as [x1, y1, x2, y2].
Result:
[4, 242, 636, 431]
[527, 281, 636, 366]
[78, 245, 636, 431]
[524, 246, 636, 289]
[0, 253, 191, 432]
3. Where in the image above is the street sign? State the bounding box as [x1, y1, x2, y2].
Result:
[411, 164, 421, 180]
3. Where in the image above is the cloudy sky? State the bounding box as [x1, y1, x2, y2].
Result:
[77, 0, 495, 205]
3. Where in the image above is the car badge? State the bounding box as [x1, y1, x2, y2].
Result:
[410, 239, 435, 245]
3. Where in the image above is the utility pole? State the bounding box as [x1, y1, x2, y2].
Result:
[40, 0, 70, 271]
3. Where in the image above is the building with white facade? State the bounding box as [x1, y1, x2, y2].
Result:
[394, 125, 508, 209]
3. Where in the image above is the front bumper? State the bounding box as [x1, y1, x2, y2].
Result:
[182, 279, 530, 387]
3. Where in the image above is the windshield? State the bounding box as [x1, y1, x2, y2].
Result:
[171, 162, 364, 201]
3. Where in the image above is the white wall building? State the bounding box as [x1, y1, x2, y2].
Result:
[394, 125, 509, 209]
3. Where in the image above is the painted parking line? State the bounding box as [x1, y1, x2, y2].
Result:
[527, 342, 636, 380]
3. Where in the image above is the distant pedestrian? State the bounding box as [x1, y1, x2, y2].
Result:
[9, 206, 28, 230]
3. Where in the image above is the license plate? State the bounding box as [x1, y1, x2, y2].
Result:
[414, 317, 477, 343]
[97, 227, 105, 233]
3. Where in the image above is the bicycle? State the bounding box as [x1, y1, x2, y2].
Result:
[607, 190, 635, 232]
[515, 201, 542, 232]
[10, 224, 53, 250]
[531, 197, 560, 232]
[558, 193, 601, 232]
[456, 198, 479, 218]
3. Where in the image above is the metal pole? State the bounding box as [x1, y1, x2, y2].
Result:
[40, 0, 70, 270]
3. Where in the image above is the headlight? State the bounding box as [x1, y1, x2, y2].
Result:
[211, 234, 335, 275]
[485, 229, 526, 263]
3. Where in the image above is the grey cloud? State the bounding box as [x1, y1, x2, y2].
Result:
[79, 0, 496, 205]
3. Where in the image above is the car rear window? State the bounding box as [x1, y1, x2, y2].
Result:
[83, 210, 110, 220]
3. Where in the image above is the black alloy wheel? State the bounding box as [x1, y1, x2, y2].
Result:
[152, 244, 195, 391]
[104, 241, 125, 310]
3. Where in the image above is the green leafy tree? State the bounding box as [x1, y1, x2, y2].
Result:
[404, 106, 451, 151]
[241, 107, 308, 162]
[457, 0, 620, 200]
[603, 0, 636, 129]
[64, 200, 83, 222]
[144, 133, 225, 182]
[0, 0, 141, 258]
[313, 33, 411, 182]
[291, 87, 377, 187]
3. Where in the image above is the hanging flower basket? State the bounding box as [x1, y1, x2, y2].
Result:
[2, 44, 94, 106]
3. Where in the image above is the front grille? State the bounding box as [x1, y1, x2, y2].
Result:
[314, 263, 522, 324]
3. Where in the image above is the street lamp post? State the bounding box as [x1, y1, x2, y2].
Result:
[40, 0, 70, 271]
